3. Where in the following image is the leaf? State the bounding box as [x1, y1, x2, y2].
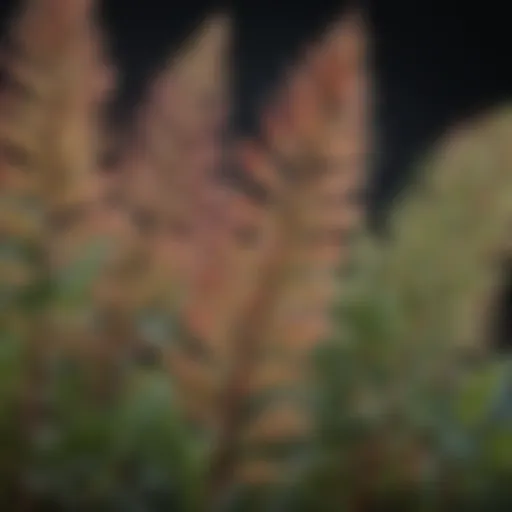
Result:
[455, 362, 509, 428]
[484, 426, 512, 472]
[52, 237, 112, 307]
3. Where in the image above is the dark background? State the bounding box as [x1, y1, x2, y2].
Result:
[1, 0, 511, 225]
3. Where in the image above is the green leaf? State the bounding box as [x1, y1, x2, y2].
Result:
[52, 237, 112, 307]
[455, 363, 509, 427]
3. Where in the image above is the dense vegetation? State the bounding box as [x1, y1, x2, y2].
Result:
[0, 1, 510, 510]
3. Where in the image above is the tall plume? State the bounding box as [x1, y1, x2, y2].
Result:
[0, 0, 104, 301]
[0, 0, 117, 237]
[42, 6, 121, 271]
[163, 9, 369, 504]
[383, 105, 512, 355]
[0, 0, 127, 388]
[114, 13, 232, 300]
[0, 2, 121, 500]
[0, 0, 92, 194]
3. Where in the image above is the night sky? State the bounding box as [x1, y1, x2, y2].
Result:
[1, 0, 512, 227]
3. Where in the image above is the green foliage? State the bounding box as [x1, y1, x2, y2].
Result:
[241, 234, 511, 511]
[0, 337, 206, 511]
[0, 193, 206, 510]
[1, 2, 512, 503]
[25, 364, 205, 511]
[2, 138, 512, 510]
